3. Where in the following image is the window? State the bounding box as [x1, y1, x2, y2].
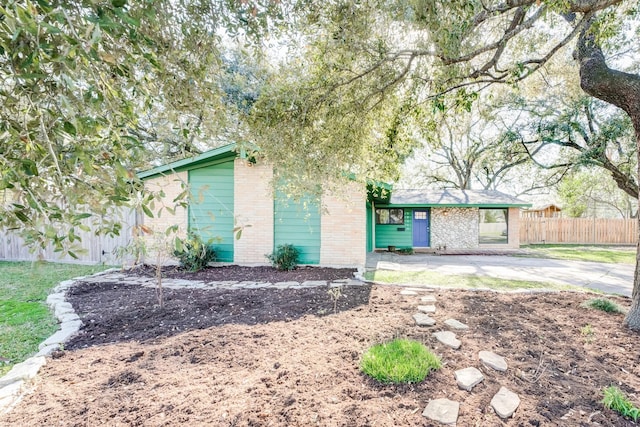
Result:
[414, 211, 427, 220]
[479, 208, 508, 244]
[376, 208, 404, 225]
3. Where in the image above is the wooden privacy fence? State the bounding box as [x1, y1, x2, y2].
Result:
[520, 217, 637, 245]
[0, 209, 136, 265]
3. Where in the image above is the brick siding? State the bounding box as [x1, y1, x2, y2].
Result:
[320, 182, 367, 266]
[233, 159, 274, 264]
[507, 207, 521, 248]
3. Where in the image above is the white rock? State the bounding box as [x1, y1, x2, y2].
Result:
[413, 313, 436, 326]
[491, 386, 520, 418]
[455, 367, 484, 391]
[54, 302, 75, 317]
[444, 319, 469, 330]
[433, 331, 461, 349]
[400, 290, 418, 296]
[422, 398, 459, 425]
[479, 351, 508, 372]
[417, 305, 436, 314]
[0, 357, 46, 388]
[301, 281, 327, 287]
[59, 319, 82, 332]
[40, 328, 78, 349]
[0, 380, 23, 400]
[273, 281, 298, 288]
[46, 293, 65, 307]
[58, 313, 80, 323]
[420, 295, 437, 303]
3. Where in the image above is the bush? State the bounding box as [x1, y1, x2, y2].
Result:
[396, 247, 414, 255]
[173, 233, 216, 272]
[266, 244, 299, 271]
[583, 298, 625, 314]
[603, 386, 640, 421]
[361, 338, 441, 384]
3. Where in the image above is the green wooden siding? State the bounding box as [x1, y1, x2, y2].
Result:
[189, 161, 235, 262]
[375, 208, 413, 249]
[274, 197, 320, 264]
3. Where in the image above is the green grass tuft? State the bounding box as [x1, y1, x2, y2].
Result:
[360, 338, 441, 384]
[602, 386, 640, 421]
[583, 298, 626, 314]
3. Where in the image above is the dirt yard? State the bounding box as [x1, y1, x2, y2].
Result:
[2, 265, 639, 426]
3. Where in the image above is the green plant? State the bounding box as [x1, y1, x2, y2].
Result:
[580, 324, 595, 343]
[266, 244, 299, 271]
[583, 298, 626, 314]
[360, 338, 441, 384]
[173, 233, 216, 272]
[602, 386, 640, 421]
[396, 247, 414, 255]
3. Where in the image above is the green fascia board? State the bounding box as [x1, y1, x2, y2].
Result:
[137, 143, 238, 180]
[375, 203, 532, 208]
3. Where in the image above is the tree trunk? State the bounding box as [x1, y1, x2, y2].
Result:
[574, 23, 640, 331]
[623, 127, 640, 330]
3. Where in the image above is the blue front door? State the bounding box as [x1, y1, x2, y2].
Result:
[412, 210, 430, 247]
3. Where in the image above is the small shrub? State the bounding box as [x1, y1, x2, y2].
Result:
[396, 247, 414, 255]
[580, 324, 595, 343]
[173, 233, 216, 272]
[266, 244, 299, 271]
[361, 338, 441, 384]
[583, 298, 625, 314]
[603, 386, 640, 421]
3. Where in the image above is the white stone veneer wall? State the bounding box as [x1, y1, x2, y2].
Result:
[430, 207, 479, 249]
[233, 159, 275, 264]
[320, 182, 367, 266]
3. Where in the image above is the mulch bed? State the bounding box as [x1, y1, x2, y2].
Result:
[1, 265, 639, 426]
[133, 264, 358, 283]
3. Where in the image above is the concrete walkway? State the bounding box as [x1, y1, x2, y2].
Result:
[366, 252, 634, 296]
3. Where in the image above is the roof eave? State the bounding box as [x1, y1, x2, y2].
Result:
[137, 143, 238, 180]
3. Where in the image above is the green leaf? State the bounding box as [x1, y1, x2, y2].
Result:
[21, 160, 38, 176]
[63, 121, 76, 136]
[141, 204, 154, 218]
[15, 211, 30, 223]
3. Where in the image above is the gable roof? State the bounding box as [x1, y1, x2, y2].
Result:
[380, 189, 531, 208]
[137, 143, 238, 180]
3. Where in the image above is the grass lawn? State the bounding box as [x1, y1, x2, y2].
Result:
[0, 261, 110, 375]
[364, 269, 582, 292]
[522, 244, 636, 264]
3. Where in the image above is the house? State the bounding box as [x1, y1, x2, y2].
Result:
[138, 144, 531, 267]
[368, 189, 531, 252]
[521, 204, 563, 218]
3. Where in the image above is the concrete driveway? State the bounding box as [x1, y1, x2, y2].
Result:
[366, 252, 635, 296]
